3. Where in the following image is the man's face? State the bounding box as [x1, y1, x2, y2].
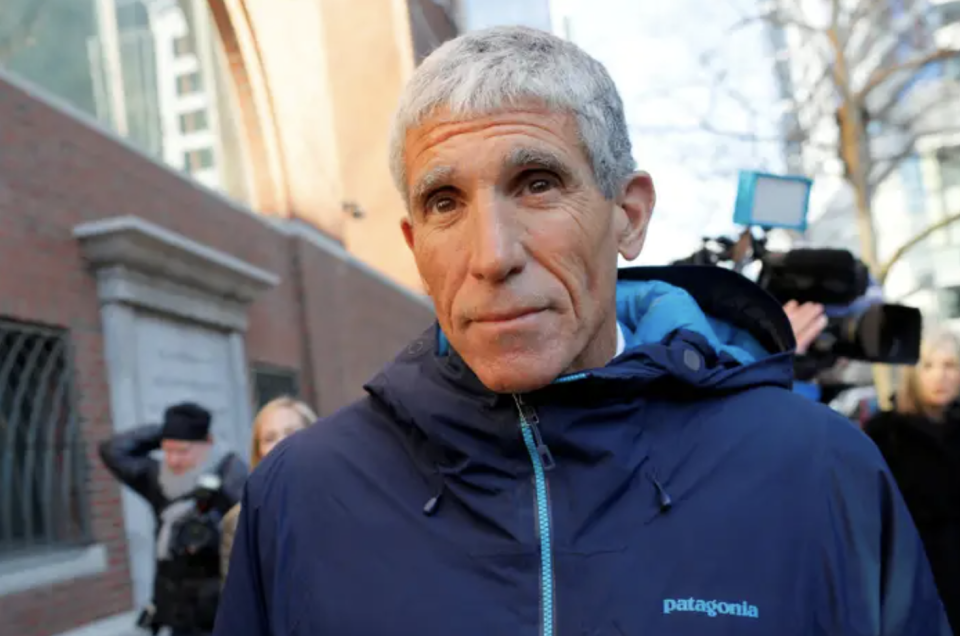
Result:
[401, 106, 654, 393]
[161, 438, 210, 475]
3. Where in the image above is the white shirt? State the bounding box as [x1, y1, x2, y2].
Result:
[615, 322, 625, 359]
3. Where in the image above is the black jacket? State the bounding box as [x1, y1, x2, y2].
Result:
[216, 267, 947, 636]
[99, 424, 248, 632]
[98, 425, 247, 521]
[866, 405, 960, 632]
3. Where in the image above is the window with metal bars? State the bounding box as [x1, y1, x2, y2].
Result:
[0, 318, 90, 557]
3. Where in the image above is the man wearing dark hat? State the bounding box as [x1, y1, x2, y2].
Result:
[100, 402, 247, 636]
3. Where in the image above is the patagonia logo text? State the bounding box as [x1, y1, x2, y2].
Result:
[663, 598, 759, 619]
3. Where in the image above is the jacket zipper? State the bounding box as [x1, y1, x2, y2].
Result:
[513, 394, 556, 636]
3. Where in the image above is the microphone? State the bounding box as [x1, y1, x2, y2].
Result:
[758, 249, 869, 306]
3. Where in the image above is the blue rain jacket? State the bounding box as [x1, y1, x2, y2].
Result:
[215, 266, 949, 636]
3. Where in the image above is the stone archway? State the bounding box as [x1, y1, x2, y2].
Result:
[196, 0, 353, 236]
[198, 0, 425, 290]
[204, 0, 290, 216]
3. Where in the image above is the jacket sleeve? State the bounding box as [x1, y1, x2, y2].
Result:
[220, 454, 249, 508]
[220, 503, 241, 587]
[98, 424, 162, 500]
[214, 491, 271, 636]
[818, 420, 950, 635]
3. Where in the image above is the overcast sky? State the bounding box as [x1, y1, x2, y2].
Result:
[549, 0, 786, 266]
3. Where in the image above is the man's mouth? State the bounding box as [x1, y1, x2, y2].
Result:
[473, 308, 545, 324]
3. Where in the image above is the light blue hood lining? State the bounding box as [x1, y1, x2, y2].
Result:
[437, 280, 772, 366]
[616, 280, 769, 365]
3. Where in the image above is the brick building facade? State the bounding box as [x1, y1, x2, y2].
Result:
[0, 69, 433, 636]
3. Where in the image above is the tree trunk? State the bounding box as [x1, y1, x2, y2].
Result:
[827, 20, 895, 410]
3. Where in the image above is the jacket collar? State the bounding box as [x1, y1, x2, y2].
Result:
[365, 266, 795, 477]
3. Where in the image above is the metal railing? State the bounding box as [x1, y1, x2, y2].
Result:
[0, 318, 90, 556]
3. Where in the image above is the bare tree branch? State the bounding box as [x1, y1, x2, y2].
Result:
[846, 0, 928, 67]
[844, 0, 882, 35]
[630, 124, 778, 142]
[868, 78, 916, 125]
[890, 281, 931, 304]
[629, 0, 959, 293]
[728, 9, 822, 34]
[631, 107, 839, 155]
[868, 120, 960, 191]
[868, 136, 916, 190]
[695, 8, 823, 68]
[880, 210, 960, 283]
[858, 48, 960, 100]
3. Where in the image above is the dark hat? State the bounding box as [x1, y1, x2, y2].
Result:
[160, 402, 212, 442]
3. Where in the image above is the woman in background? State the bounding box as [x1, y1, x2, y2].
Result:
[220, 396, 317, 584]
[866, 329, 960, 631]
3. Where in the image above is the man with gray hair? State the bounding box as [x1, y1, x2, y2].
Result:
[215, 27, 947, 635]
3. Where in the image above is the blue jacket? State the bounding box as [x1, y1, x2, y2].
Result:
[215, 266, 948, 636]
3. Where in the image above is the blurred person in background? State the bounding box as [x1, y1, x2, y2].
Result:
[214, 26, 947, 636]
[220, 396, 316, 584]
[866, 329, 960, 632]
[100, 402, 247, 636]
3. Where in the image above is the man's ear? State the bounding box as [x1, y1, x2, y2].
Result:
[400, 216, 432, 295]
[616, 171, 656, 261]
[401, 215, 415, 253]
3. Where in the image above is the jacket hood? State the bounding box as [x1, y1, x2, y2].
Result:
[364, 266, 796, 491]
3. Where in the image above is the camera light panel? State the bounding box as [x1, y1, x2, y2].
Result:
[733, 171, 812, 231]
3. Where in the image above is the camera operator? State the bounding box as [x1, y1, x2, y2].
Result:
[99, 402, 248, 636]
[782, 300, 828, 356]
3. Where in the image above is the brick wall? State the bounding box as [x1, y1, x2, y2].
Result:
[0, 71, 432, 636]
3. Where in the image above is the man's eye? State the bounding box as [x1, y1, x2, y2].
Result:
[427, 196, 458, 215]
[524, 175, 559, 195]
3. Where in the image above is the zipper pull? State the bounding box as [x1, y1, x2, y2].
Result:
[512, 394, 539, 425]
[529, 420, 556, 471]
[512, 395, 555, 471]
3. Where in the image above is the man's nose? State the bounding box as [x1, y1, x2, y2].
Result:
[468, 195, 525, 282]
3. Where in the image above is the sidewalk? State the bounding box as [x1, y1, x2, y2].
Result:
[53, 612, 147, 636]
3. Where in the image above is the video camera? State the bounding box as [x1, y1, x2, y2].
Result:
[139, 473, 230, 634]
[673, 232, 923, 372]
[169, 473, 228, 562]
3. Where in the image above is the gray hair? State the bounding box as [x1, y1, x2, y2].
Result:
[388, 26, 635, 201]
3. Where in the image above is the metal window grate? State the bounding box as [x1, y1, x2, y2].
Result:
[0, 319, 90, 556]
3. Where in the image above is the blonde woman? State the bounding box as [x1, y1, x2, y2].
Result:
[220, 396, 317, 585]
[866, 329, 960, 632]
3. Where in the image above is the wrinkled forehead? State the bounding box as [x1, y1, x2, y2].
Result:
[402, 107, 586, 195]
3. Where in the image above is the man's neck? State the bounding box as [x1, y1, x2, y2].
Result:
[566, 318, 622, 374]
